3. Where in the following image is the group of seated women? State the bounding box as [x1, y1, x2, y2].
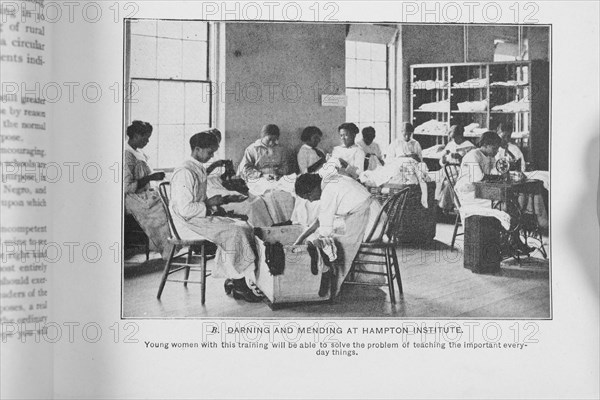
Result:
[125, 119, 547, 302]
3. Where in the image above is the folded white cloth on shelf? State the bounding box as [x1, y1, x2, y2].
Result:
[457, 99, 488, 112]
[413, 80, 448, 90]
[452, 77, 488, 88]
[414, 119, 448, 136]
[418, 100, 449, 112]
[491, 99, 529, 112]
[490, 80, 527, 87]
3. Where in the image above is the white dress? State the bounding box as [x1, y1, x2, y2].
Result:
[331, 144, 366, 179]
[170, 157, 257, 280]
[313, 174, 382, 294]
[297, 144, 324, 174]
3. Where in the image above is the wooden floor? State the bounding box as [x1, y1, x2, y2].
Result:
[122, 221, 550, 319]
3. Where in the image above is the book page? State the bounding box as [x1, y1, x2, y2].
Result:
[2, 1, 599, 399]
[1, 1, 53, 398]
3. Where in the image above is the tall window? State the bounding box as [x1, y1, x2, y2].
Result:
[127, 20, 211, 169]
[345, 41, 390, 145]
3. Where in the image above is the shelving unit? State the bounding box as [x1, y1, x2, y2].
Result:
[410, 61, 549, 170]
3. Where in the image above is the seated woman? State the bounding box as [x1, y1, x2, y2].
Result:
[237, 124, 291, 181]
[330, 122, 366, 179]
[455, 131, 532, 254]
[297, 126, 327, 174]
[495, 124, 548, 229]
[202, 128, 274, 227]
[124, 121, 171, 259]
[388, 122, 423, 162]
[357, 126, 384, 170]
[440, 124, 475, 166]
[293, 173, 382, 296]
[170, 132, 261, 302]
[436, 124, 475, 211]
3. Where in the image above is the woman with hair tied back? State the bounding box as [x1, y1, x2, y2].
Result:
[455, 130, 533, 254]
[297, 126, 327, 174]
[124, 120, 171, 259]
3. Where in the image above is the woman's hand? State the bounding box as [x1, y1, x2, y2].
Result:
[223, 194, 248, 203]
[149, 171, 166, 181]
[205, 195, 224, 207]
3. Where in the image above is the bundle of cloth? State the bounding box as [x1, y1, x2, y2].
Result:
[358, 157, 432, 208]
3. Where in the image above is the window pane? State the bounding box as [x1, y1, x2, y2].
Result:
[346, 59, 356, 88]
[130, 35, 156, 78]
[374, 91, 389, 121]
[371, 61, 387, 88]
[130, 20, 156, 36]
[157, 124, 185, 168]
[371, 43, 387, 61]
[185, 83, 210, 124]
[157, 20, 182, 39]
[356, 59, 371, 88]
[183, 41, 207, 80]
[355, 41, 371, 60]
[183, 21, 207, 41]
[373, 122, 390, 144]
[157, 38, 182, 79]
[130, 80, 158, 126]
[359, 91, 375, 122]
[159, 82, 184, 124]
[346, 90, 359, 121]
[144, 128, 159, 169]
[345, 40, 356, 59]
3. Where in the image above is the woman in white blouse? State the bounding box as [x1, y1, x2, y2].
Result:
[297, 126, 327, 174]
[330, 122, 366, 179]
[124, 121, 170, 259]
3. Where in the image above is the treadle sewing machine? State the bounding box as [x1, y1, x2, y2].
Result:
[473, 158, 547, 261]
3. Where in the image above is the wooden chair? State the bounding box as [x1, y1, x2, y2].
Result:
[156, 182, 213, 304]
[444, 164, 464, 251]
[124, 213, 150, 261]
[349, 188, 411, 304]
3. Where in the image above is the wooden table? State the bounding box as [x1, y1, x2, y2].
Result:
[473, 178, 547, 260]
[474, 179, 544, 203]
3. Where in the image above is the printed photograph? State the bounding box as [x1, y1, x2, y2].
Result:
[121, 20, 551, 319]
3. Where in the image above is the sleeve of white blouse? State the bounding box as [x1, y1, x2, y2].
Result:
[123, 152, 138, 194]
[170, 168, 207, 220]
[317, 187, 339, 236]
[415, 141, 423, 161]
[237, 146, 262, 181]
[297, 147, 310, 174]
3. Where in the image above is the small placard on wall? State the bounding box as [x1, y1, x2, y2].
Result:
[321, 94, 346, 107]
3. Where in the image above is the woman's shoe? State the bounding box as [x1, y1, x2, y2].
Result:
[224, 279, 235, 295]
[232, 288, 263, 303]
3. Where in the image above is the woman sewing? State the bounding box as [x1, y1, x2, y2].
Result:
[455, 131, 533, 254]
[124, 121, 171, 259]
[202, 128, 274, 227]
[331, 122, 366, 179]
[437, 124, 475, 211]
[237, 124, 291, 181]
[297, 126, 327, 174]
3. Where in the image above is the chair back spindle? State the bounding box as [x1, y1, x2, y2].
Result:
[158, 182, 182, 241]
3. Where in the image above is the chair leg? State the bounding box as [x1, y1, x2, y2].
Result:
[157, 244, 176, 299]
[184, 249, 192, 288]
[385, 247, 396, 304]
[451, 213, 460, 251]
[199, 244, 207, 305]
[391, 247, 403, 295]
[144, 235, 150, 261]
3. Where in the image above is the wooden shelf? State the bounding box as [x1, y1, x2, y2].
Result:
[410, 61, 549, 170]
